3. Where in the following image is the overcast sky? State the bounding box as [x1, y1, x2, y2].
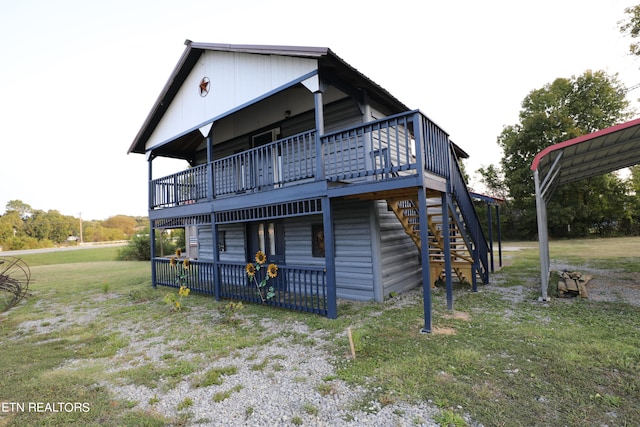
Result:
[1, 0, 639, 220]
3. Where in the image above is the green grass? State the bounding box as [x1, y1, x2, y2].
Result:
[1, 239, 639, 426]
[15, 246, 121, 266]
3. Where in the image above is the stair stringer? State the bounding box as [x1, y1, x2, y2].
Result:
[386, 192, 479, 287]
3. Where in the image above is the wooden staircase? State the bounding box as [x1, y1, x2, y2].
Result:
[387, 194, 476, 287]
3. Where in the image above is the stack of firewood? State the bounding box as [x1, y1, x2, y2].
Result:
[557, 271, 591, 298]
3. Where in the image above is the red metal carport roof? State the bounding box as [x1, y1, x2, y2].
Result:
[531, 116, 640, 197]
[531, 116, 640, 301]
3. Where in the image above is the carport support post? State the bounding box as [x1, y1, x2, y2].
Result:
[534, 170, 550, 300]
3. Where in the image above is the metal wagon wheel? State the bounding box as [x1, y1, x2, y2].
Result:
[0, 257, 31, 312]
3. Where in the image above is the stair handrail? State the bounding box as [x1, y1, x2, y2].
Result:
[448, 150, 490, 282]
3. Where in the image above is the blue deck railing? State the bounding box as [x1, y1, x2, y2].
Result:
[151, 164, 209, 209]
[152, 258, 327, 315]
[149, 111, 453, 209]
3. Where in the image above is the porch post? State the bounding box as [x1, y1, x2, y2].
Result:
[314, 90, 325, 181]
[212, 220, 220, 301]
[487, 202, 494, 272]
[418, 187, 432, 333]
[207, 135, 214, 200]
[442, 192, 453, 311]
[150, 221, 157, 288]
[322, 197, 337, 318]
[148, 157, 157, 288]
[496, 204, 503, 268]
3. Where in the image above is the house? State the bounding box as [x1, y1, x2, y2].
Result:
[127, 41, 490, 331]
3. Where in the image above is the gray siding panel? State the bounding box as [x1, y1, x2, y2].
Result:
[285, 206, 376, 301]
[284, 215, 325, 268]
[375, 201, 422, 296]
[333, 199, 375, 301]
[198, 224, 245, 262]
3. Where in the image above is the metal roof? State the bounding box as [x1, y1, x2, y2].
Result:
[531, 117, 640, 200]
[532, 116, 640, 301]
[127, 41, 411, 156]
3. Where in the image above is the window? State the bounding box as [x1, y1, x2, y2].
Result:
[218, 230, 226, 252]
[312, 224, 325, 258]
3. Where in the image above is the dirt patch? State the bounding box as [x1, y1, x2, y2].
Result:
[431, 326, 457, 335]
[443, 310, 470, 321]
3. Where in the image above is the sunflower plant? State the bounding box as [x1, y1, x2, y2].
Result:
[246, 250, 278, 302]
[164, 249, 191, 311]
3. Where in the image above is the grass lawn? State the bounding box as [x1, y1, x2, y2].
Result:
[0, 239, 639, 426]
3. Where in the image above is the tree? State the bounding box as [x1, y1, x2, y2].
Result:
[5, 200, 32, 219]
[495, 70, 631, 239]
[103, 215, 137, 237]
[620, 5, 640, 57]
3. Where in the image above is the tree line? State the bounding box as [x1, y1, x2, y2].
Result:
[473, 6, 640, 240]
[0, 200, 147, 251]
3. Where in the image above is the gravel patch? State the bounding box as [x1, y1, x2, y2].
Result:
[100, 318, 447, 427]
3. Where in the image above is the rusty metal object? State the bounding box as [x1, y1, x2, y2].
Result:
[0, 257, 30, 312]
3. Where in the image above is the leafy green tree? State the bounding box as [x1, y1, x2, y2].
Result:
[496, 70, 631, 239]
[620, 5, 640, 56]
[0, 210, 23, 243]
[5, 200, 32, 219]
[103, 215, 137, 237]
[23, 210, 52, 241]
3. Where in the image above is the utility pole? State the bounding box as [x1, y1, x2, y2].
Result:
[79, 212, 83, 244]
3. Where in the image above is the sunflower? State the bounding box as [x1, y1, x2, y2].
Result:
[255, 251, 267, 264]
[183, 258, 190, 269]
[175, 248, 182, 257]
[170, 257, 177, 267]
[267, 263, 278, 278]
[246, 263, 256, 278]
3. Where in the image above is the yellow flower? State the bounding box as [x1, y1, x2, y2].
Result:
[246, 263, 256, 278]
[174, 301, 181, 309]
[175, 248, 182, 257]
[255, 251, 267, 265]
[179, 286, 190, 297]
[170, 257, 177, 266]
[183, 258, 190, 269]
[267, 263, 278, 278]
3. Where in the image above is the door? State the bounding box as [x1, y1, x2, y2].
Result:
[252, 128, 282, 188]
[247, 221, 286, 295]
[248, 221, 285, 265]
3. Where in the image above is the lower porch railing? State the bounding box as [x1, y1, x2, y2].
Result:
[152, 259, 327, 315]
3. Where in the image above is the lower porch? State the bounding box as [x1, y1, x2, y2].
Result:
[153, 258, 328, 315]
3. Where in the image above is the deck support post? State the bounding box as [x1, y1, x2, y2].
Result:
[442, 192, 453, 311]
[418, 188, 432, 333]
[487, 202, 494, 272]
[322, 197, 337, 318]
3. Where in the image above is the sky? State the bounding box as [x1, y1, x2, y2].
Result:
[1, 0, 639, 220]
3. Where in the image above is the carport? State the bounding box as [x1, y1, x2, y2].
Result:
[531, 117, 640, 300]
